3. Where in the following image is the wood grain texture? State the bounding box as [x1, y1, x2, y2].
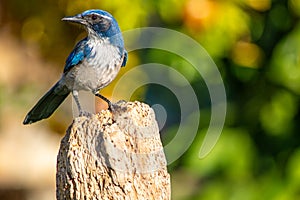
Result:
[56, 101, 170, 200]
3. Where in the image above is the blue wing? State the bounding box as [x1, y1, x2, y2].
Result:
[63, 38, 92, 73]
[121, 50, 128, 67]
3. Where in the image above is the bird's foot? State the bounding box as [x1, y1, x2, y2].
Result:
[79, 110, 92, 117]
[108, 101, 127, 113]
[116, 99, 127, 104]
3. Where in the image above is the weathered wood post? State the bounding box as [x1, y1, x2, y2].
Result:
[56, 101, 171, 200]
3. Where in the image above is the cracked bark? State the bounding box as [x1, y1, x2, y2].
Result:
[56, 101, 170, 200]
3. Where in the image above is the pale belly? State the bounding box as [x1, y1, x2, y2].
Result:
[61, 61, 121, 93]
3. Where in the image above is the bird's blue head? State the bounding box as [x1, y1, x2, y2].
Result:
[62, 10, 124, 47]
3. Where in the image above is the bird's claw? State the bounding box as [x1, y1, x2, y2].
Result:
[79, 111, 92, 117]
[108, 102, 127, 113]
[116, 99, 127, 104]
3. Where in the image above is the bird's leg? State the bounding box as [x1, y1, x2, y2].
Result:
[94, 92, 113, 110]
[72, 90, 82, 113]
[94, 91, 127, 113]
[72, 90, 91, 116]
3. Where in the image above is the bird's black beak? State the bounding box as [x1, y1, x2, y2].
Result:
[62, 14, 86, 25]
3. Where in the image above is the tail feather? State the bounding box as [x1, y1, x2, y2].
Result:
[23, 82, 70, 124]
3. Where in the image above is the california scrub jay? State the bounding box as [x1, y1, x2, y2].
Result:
[23, 9, 127, 124]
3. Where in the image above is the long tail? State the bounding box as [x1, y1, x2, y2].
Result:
[23, 82, 70, 124]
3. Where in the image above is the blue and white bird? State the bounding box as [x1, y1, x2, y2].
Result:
[23, 9, 127, 124]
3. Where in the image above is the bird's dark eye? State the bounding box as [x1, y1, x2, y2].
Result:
[91, 14, 98, 20]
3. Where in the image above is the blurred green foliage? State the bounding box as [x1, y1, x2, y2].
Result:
[1, 0, 300, 199]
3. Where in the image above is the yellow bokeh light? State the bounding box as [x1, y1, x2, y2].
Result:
[245, 0, 271, 11]
[231, 41, 263, 68]
[184, 0, 219, 30]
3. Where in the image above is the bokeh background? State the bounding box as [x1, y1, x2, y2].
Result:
[1, 0, 300, 199]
